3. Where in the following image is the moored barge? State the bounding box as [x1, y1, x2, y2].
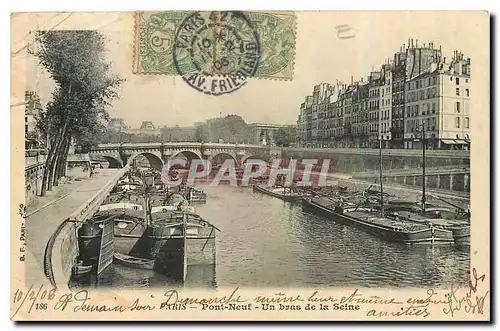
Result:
[302, 197, 455, 245]
[253, 184, 303, 202]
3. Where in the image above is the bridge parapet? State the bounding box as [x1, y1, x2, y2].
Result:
[26, 154, 48, 168]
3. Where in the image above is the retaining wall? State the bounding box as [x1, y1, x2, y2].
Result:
[47, 166, 129, 288]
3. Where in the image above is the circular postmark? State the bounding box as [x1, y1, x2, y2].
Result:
[172, 11, 261, 96]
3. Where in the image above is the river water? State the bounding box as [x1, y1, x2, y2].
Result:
[76, 183, 469, 290]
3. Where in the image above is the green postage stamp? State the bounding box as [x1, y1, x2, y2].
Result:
[134, 11, 297, 81]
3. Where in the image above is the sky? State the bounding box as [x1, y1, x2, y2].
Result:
[12, 11, 488, 129]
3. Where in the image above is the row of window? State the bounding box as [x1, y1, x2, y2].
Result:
[407, 87, 438, 102]
[455, 88, 470, 97]
[381, 122, 391, 133]
[309, 116, 471, 133]
[406, 118, 437, 132]
[381, 87, 391, 97]
[455, 117, 470, 129]
[306, 99, 468, 122]
[407, 76, 469, 90]
[407, 103, 437, 117]
[405, 116, 471, 132]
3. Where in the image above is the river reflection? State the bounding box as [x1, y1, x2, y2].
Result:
[75, 184, 469, 289]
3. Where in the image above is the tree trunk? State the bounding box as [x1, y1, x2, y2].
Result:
[40, 139, 56, 196]
[60, 135, 72, 177]
[47, 132, 63, 191]
[47, 121, 68, 191]
[40, 126, 63, 196]
[53, 132, 70, 186]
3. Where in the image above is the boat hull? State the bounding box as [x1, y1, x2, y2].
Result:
[125, 225, 216, 282]
[113, 252, 155, 270]
[253, 185, 302, 202]
[302, 198, 454, 245]
[449, 226, 470, 244]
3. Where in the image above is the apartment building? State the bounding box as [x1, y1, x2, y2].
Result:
[295, 40, 470, 149]
[404, 51, 471, 149]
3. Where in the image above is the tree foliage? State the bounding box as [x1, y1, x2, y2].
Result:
[31, 30, 123, 195]
[195, 115, 256, 144]
[274, 126, 297, 147]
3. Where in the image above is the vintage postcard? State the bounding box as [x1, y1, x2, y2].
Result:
[11, 11, 490, 321]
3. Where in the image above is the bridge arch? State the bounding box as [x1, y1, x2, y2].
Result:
[241, 154, 270, 165]
[170, 150, 203, 162]
[99, 155, 123, 168]
[209, 152, 238, 167]
[128, 152, 164, 171]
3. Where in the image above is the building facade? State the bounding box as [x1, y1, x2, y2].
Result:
[404, 51, 471, 149]
[295, 39, 470, 149]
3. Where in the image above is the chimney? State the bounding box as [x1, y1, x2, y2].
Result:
[361, 77, 363, 82]
[416, 39, 418, 47]
[351, 76, 353, 85]
[439, 45, 442, 51]
[408, 38, 410, 48]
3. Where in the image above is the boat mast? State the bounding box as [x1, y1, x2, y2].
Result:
[182, 212, 188, 282]
[421, 125, 426, 215]
[379, 138, 384, 217]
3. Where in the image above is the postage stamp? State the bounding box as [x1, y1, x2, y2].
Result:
[172, 11, 261, 95]
[10, 11, 490, 322]
[134, 10, 297, 87]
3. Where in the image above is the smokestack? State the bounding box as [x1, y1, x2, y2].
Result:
[351, 76, 353, 85]
[416, 39, 418, 47]
[439, 45, 442, 51]
[408, 38, 410, 48]
[361, 77, 363, 82]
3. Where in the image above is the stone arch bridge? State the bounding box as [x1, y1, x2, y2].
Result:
[89, 142, 273, 171]
[89, 142, 470, 173]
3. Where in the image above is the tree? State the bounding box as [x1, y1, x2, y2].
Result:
[31, 30, 123, 195]
[195, 115, 256, 143]
[275, 127, 297, 147]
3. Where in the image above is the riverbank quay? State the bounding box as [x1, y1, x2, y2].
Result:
[24, 169, 121, 288]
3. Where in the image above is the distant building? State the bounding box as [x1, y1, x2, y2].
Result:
[379, 64, 393, 146]
[161, 125, 197, 142]
[108, 118, 127, 131]
[140, 121, 156, 131]
[368, 71, 381, 147]
[24, 91, 44, 149]
[125, 121, 161, 136]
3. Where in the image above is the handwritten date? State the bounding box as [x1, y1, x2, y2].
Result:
[12, 285, 57, 319]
